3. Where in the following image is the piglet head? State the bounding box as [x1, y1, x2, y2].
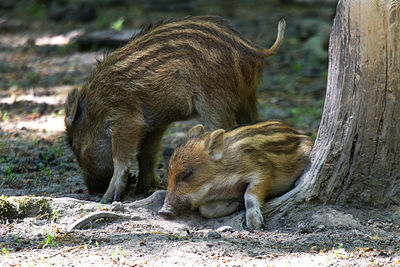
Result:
[159, 124, 226, 217]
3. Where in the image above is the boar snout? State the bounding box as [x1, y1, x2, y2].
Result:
[159, 202, 176, 217]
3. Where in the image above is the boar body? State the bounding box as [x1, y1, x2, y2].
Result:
[159, 121, 313, 229]
[65, 16, 285, 202]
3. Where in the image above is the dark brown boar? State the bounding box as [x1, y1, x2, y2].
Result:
[159, 121, 313, 229]
[65, 16, 286, 203]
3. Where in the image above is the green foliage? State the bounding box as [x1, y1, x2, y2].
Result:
[110, 17, 125, 31]
[1, 247, 10, 257]
[40, 151, 51, 177]
[11, 234, 21, 244]
[0, 197, 18, 222]
[28, 2, 46, 20]
[96, 15, 108, 29]
[42, 230, 58, 249]
[333, 243, 344, 257]
[69, 60, 77, 72]
[32, 107, 39, 115]
[291, 60, 302, 74]
[27, 71, 39, 86]
[51, 208, 59, 222]
[83, 239, 92, 250]
[288, 37, 300, 48]
[3, 161, 18, 186]
[17, 197, 52, 219]
[1, 111, 8, 123]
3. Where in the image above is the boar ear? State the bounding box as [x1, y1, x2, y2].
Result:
[187, 124, 205, 138]
[65, 88, 85, 127]
[205, 129, 225, 161]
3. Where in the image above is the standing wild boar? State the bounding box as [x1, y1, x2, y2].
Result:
[159, 121, 313, 229]
[65, 16, 286, 203]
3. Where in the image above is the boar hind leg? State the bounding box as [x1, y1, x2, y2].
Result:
[236, 93, 259, 124]
[199, 200, 242, 219]
[244, 179, 269, 229]
[195, 99, 237, 129]
[136, 126, 168, 194]
[101, 123, 144, 203]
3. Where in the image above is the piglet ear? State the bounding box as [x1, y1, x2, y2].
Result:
[187, 124, 205, 138]
[205, 129, 225, 161]
[65, 88, 85, 127]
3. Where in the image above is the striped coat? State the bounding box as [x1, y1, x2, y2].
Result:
[65, 16, 285, 203]
[160, 121, 313, 229]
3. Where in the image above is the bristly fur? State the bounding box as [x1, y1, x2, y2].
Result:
[96, 16, 194, 67]
[130, 16, 190, 41]
[65, 15, 285, 202]
[162, 120, 313, 229]
[95, 15, 258, 68]
[225, 120, 265, 133]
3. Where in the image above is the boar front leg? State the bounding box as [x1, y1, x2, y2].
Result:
[199, 200, 242, 219]
[101, 122, 144, 203]
[136, 126, 168, 194]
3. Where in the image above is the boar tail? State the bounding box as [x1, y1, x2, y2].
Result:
[261, 19, 286, 58]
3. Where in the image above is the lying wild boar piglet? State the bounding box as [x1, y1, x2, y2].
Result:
[65, 16, 286, 203]
[159, 121, 313, 229]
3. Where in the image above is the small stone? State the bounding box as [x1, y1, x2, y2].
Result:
[207, 231, 221, 239]
[217, 226, 233, 233]
[316, 224, 326, 232]
[130, 216, 143, 221]
[297, 222, 311, 234]
[110, 202, 124, 212]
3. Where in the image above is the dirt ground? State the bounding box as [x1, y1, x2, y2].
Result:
[1, 1, 400, 266]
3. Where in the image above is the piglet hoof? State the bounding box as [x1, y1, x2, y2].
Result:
[245, 208, 264, 230]
[100, 198, 109, 204]
[158, 203, 175, 218]
[100, 194, 121, 204]
[100, 187, 117, 204]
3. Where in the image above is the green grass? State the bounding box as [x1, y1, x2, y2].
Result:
[42, 230, 58, 249]
[28, 2, 46, 20]
[110, 17, 125, 31]
[1, 247, 10, 257]
[51, 208, 59, 222]
[1, 111, 8, 123]
[39, 151, 51, 176]
[4, 161, 18, 186]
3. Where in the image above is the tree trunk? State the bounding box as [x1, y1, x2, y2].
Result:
[263, 0, 400, 219]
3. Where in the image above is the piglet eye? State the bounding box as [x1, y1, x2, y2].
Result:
[179, 168, 193, 182]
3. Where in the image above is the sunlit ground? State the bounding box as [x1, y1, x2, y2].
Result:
[0, 86, 71, 133]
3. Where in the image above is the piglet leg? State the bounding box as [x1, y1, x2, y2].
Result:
[199, 200, 242, 219]
[136, 125, 168, 194]
[244, 180, 268, 229]
[101, 120, 144, 203]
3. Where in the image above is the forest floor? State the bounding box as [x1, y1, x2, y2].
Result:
[1, 1, 400, 266]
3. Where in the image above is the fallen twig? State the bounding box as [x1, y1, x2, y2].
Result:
[67, 211, 133, 232]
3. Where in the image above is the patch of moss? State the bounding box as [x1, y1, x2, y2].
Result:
[0, 196, 18, 223]
[16, 197, 52, 219]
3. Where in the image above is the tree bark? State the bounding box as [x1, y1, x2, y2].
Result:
[263, 0, 400, 219]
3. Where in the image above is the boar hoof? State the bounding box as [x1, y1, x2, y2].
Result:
[245, 208, 264, 229]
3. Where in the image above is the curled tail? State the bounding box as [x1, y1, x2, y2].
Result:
[261, 19, 286, 58]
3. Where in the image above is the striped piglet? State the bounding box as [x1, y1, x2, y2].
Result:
[159, 121, 313, 229]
